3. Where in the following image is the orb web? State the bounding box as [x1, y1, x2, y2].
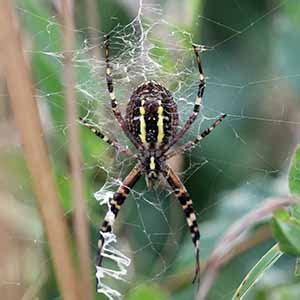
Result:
[3, 0, 300, 299]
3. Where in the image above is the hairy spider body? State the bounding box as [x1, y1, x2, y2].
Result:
[126, 80, 178, 147]
[126, 80, 178, 181]
[80, 36, 227, 289]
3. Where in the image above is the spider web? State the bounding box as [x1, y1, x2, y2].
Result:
[2, 0, 300, 299]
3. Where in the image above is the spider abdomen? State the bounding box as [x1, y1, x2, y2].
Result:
[125, 80, 178, 149]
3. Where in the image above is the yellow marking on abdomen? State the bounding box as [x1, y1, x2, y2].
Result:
[157, 101, 164, 144]
[150, 156, 156, 170]
[139, 100, 147, 145]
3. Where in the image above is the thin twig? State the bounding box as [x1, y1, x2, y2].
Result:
[197, 196, 299, 300]
[0, 1, 80, 299]
[61, 1, 93, 299]
[85, 0, 102, 60]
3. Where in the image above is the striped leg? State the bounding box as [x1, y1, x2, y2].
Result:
[166, 114, 227, 159]
[79, 117, 132, 155]
[163, 44, 206, 152]
[104, 35, 142, 150]
[164, 166, 201, 283]
[104, 35, 123, 125]
[96, 164, 141, 269]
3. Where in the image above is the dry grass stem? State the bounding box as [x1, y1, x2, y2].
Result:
[85, 0, 102, 60]
[62, 0, 93, 299]
[0, 1, 80, 299]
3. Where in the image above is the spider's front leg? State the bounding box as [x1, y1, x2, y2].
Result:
[96, 164, 141, 279]
[166, 113, 227, 159]
[79, 117, 132, 155]
[104, 35, 142, 150]
[163, 165, 201, 283]
[163, 44, 206, 152]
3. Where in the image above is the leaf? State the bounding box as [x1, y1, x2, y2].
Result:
[126, 283, 170, 300]
[232, 244, 283, 300]
[272, 209, 300, 256]
[271, 145, 300, 280]
[291, 204, 300, 219]
[295, 257, 300, 277]
[266, 283, 300, 300]
[289, 145, 300, 195]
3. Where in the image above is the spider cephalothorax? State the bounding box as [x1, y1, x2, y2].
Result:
[80, 36, 226, 288]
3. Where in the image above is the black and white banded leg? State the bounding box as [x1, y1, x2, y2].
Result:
[104, 36, 142, 151]
[166, 113, 227, 159]
[96, 164, 141, 274]
[164, 166, 201, 283]
[163, 44, 206, 152]
[79, 117, 132, 155]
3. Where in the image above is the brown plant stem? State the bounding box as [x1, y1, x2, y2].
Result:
[85, 0, 102, 60]
[0, 1, 80, 299]
[62, 1, 93, 299]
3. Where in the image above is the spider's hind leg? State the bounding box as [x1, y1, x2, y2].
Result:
[163, 166, 201, 283]
[96, 164, 141, 287]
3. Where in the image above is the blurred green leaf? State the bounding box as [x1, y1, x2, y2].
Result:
[271, 145, 300, 257]
[294, 257, 300, 277]
[126, 283, 170, 300]
[232, 244, 282, 300]
[266, 283, 300, 300]
[272, 209, 300, 256]
[291, 204, 300, 219]
[289, 145, 300, 195]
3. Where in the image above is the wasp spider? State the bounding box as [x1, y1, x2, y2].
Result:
[80, 36, 226, 285]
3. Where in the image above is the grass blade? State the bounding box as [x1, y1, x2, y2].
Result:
[232, 243, 283, 299]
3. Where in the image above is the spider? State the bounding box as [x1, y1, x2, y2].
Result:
[80, 36, 226, 286]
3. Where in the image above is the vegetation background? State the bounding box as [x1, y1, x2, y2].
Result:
[0, 0, 300, 299]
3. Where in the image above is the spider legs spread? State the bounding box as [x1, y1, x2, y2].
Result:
[164, 165, 201, 283]
[166, 113, 227, 159]
[96, 164, 141, 279]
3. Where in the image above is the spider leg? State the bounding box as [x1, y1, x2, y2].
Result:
[96, 164, 141, 281]
[163, 165, 201, 283]
[162, 44, 206, 153]
[79, 117, 132, 155]
[104, 35, 142, 150]
[166, 114, 226, 159]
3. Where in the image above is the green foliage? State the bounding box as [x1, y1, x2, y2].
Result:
[272, 209, 300, 256]
[233, 244, 283, 300]
[126, 284, 170, 300]
[149, 40, 176, 73]
[295, 257, 300, 277]
[289, 146, 300, 195]
[232, 146, 300, 298]
[264, 283, 300, 300]
[271, 146, 300, 256]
